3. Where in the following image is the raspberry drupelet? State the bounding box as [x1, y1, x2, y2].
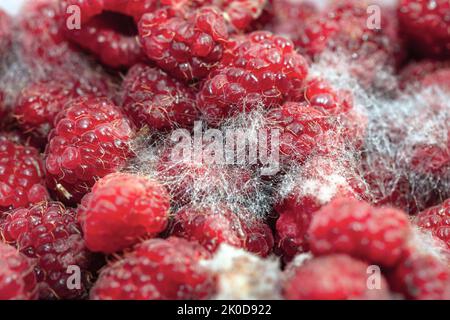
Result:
[197, 31, 309, 124]
[90, 237, 216, 300]
[171, 205, 274, 256]
[121, 63, 199, 130]
[45, 97, 135, 205]
[0, 135, 49, 212]
[0, 242, 38, 300]
[283, 254, 391, 300]
[308, 197, 411, 267]
[139, 6, 229, 82]
[0, 202, 93, 299]
[78, 173, 170, 254]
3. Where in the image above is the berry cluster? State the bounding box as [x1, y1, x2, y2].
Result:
[0, 0, 449, 301]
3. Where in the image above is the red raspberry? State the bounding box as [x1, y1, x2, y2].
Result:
[197, 31, 309, 124]
[389, 249, 450, 300]
[139, 7, 229, 82]
[63, 12, 146, 69]
[398, 0, 450, 58]
[292, 0, 403, 85]
[283, 254, 391, 300]
[0, 9, 12, 58]
[78, 173, 170, 253]
[266, 102, 333, 163]
[121, 63, 199, 130]
[421, 68, 450, 91]
[17, 0, 75, 67]
[0, 202, 93, 299]
[61, 0, 156, 68]
[14, 75, 111, 143]
[45, 97, 135, 204]
[275, 157, 365, 261]
[162, 0, 267, 32]
[171, 205, 274, 256]
[0, 136, 49, 212]
[0, 242, 38, 300]
[308, 197, 411, 267]
[415, 199, 450, 251]
[90, 237, 216, 300]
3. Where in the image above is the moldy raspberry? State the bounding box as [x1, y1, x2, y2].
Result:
[78, 173, 170, 254]
[121, 63, 199, 130]
[197, 31, 309, 124]
[415, 199, 450, 251]
[283, 254, 391, 300]
[0, 242, 38, 300]
[90, 237, 216, 300]
[139, 6, 229, 82]
[398, 0, 450, 59]
[0, 202, 93, 299]
[45, 97, 135, 205]
[0, 135, 49, 212]
[308, 197, 411, 267]
[171, 205, 274, 256]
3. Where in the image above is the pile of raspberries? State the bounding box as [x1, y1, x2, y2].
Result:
[0, 0, 449, 300]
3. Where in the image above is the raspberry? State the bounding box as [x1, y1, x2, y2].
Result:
[171, 205, 274, 256]
[415, 199, 450, 251]
[0, 136, 49, 212]
[17, 0, 75, 66]
[45, 97, 135, 204]
[398, 0, 450, 58]
[14, 75, 111, 143]
[291, 0, 403, 85]
[197, 31, 309, 124]
[266, 102, 333, 163]
[63, 12, 146, 69]
[90, 237, 216, 300]
[78, 173, 170, 253]
[0, 202, 93, 299]
[121, 63, 199, 130]
[283, 254, 391, 300]
[421, 68, 450, 92]
[389, 249, 450, 300]
[0, 9, 12, 58]
[0, 242, 38, 300]
[139, 7, 229, 82]
[399, 60, 450, 89]
[308, 197, 411, 267]
[275, 157, 365, 261]
[61, 0, 156, 68]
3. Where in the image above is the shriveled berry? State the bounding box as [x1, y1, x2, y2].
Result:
[90, 237, 216, 300]
[45, 97, 135, 204]
[283, 254, 391, 300]
[121, 63, 199, 130]
[0, 242, 38, 300]
[78, 173, 170, 253]
[308, 197, 411, 267]
[0, 202, 93, 299]
[171, 205, 274, 256]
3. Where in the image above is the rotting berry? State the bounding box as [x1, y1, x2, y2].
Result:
[415, 199, 450, 251]
[121, 63, 199, 130]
